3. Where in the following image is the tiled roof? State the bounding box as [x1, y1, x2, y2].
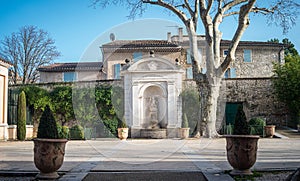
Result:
[0, 58, 13, 67]
[101, 40, 182, 52]
[220, 40, 285, 47]
[38, 62, 103, 72]
[102, 40, 179, 48]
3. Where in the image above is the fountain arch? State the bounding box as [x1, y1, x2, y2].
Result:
[122, 56, 184, 138]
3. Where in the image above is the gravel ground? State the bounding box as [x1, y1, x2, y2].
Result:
[231, 171, 296, 181]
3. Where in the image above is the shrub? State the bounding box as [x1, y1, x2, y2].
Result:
[249, 118, 266, 136]
[37, 105, 59, 139]
[233, 105, 250, 135]
[119, 117, 127, 128]
[70, 125, 85, 140]
[17, 91, 26, 141]
[57, 123, 69, 139]
[182, 113, 189, 128]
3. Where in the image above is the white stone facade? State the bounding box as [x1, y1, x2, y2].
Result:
[122, 56, 184, 138]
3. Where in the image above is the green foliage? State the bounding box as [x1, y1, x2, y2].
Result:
[181, 88, 200, 134]
[69, 125, 85, 140]
[51, 86, 75, 125]
[112, 86, 124, 120]
[20, 86, 50, 128]
[103, 118, 119, 136]
[269, 38, 298, 57]
[57, 123, 69, 139]
[233, 105, 250, 135]
[95, 85, 115, 120]
[273, 55, 300, 126]
[16, 84, 121, 137]
[37, 105, 59, 139]
[249, 118, 266, 136]
[73, 87, 98, 127]
[182, 113, 189, 128]
[119, 117, 127, 128]
[17, 91, 26, 141]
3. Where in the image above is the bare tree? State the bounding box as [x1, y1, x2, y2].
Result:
[92, 0, 300, 138]
[0, 25, 60, 84]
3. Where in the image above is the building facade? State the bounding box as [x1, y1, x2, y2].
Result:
[0, 58, 12, 140]
[36, 29, 286, 137]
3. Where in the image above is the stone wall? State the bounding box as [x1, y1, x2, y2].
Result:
[223, 78, 288, 126]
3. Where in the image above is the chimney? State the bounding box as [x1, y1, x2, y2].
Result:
[167, 32, 171, 42]
[178, 27, 183, 43]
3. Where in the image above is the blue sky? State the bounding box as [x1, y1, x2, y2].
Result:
[1, 0, 299, 63]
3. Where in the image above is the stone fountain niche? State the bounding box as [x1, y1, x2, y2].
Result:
[122, 56, 184, 138]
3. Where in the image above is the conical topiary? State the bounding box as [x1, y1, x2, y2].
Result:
[37, 105, 59, 139]
[17, 91, 26, 141]
[233, 105, 250, 135]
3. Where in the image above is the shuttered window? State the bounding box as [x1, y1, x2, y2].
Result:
[244, 49, 252, 62]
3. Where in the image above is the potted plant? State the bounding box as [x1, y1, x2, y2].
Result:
[264, 124, 276, 138]
[180, 113, 190, 139]
[33, 105, 68, 179]
[117, 117, 129, 140]
[224, 105, 259, 176]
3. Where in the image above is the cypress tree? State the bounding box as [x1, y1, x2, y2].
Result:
[233, 105, 250, 135]
[17, 91, 26, 141]
[37, 105, 59, 139]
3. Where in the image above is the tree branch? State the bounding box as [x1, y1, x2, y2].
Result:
[143, 0, 189, 23]
[220, 0, 256, 73]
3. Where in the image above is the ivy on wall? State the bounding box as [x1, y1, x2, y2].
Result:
[13, 84, 124, 137]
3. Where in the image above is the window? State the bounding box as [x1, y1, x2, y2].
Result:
[223, 50, 229, 57]
[114, 64, 121, 79]
[186, 67, 193, 79]
[224, 68, 236, 78]
[133, 52, 143, 62]
[230, 68, 236, 78]
[243, 49, 252, 62]
[186, 49, 202, 64]
[63, 72, 77, 82]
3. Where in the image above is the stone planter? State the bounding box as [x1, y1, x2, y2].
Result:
[33, 138, 67, 179]
[264, 125, 276, 138]
[118, 128, 129, 140]
[180, 128, 190, 139]
[224, 135, 259, 175]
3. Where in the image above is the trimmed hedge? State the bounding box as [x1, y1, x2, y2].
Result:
[70, 125, 85, 140]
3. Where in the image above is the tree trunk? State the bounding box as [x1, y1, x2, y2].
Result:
[203, 80, 222, 138]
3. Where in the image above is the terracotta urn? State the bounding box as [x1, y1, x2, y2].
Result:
[118, 128, 129, 140]
[264, 125, 276, 138]
[180, 128, 190, 139]
[33, 138, 68, 179]
[224, 135, 259, 175]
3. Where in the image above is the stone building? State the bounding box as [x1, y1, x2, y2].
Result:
[38, 62, 104, 83]
[36, 28, 286, 137]
[0, 58, 12, 140]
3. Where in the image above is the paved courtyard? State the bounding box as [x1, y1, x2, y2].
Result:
[0, 130, 300, 180]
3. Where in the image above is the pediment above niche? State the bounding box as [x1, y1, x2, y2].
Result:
[127, 57, 178, 71]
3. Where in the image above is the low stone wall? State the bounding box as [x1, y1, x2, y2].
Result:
[7, 125, 34, 140]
